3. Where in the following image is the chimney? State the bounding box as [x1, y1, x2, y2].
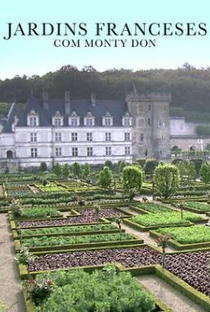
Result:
[42, 92, 49, 110]
[65, 91, 71, 114]
[91, 93, 96, 107]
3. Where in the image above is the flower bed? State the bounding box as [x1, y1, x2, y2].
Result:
[130, 212, 204, 227]
[15, 207, 60, 219]
[157, 226, 210, 245]
[28, 246, 162, 272]
[18, 208, 129, 228]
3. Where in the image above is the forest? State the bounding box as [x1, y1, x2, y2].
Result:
[1, 63, 210, 122]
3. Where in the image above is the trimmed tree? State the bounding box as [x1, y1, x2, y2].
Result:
[82, 163, 91, 179]
[98, 166, 113, 189]
[178, 161, 187, 179]
[62, 163, 70, 179]
[199, 161, 210, 185]
[154, 164, 180, 199]
[122, 165, 143, 200]
[186, 161, 196, 183]
[53, 163, 61, 176]
[39, 161, 47, 172]
[72, 162, 81, 178]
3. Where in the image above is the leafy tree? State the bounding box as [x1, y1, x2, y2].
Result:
[62, 163, 70, 179]
[104, 160, 112, 170]
[122, 165, 143, 200]
[186, 161, 196, 183]
[199, 161, 210, 185]
[144, 159, 159, 176]
[154, 164, 180, 199]
[39, 162, 47, 172]
[71, 162, 81, 178]
[98, 166, 113, 189]
[53, 163, 61, 176]
[82, 163, 91, 178]
[178, 161, 187, 179]
[117, 160, 127, 173]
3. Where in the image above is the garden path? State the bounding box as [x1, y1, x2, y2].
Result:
[0, 214, 26, 312]
[138, 275, 206, 312]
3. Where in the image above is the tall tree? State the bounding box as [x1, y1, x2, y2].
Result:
[154, 164, 180, 199]
[98, 166, 113, 189]
[122, 165, 143, 200]
[199, 161, 210, 185]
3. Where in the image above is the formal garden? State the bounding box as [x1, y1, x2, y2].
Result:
[1, 159, 210, 311]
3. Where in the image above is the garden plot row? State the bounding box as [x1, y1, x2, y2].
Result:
[9, 202, 210, 311]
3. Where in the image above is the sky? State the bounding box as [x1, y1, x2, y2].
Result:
[0, 0, 210, 79]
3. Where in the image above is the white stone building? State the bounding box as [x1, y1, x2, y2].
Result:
[0, 92, 133, 171]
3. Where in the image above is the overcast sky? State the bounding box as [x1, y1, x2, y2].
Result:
[0, 0, 210, 79]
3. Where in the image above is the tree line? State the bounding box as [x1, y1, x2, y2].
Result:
[1, 64, 210, 117]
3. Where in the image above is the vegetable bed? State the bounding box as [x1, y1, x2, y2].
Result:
[165, 251, 210, 297]
[26, 267, 156, 312]
[20, 224, 119, 237]
[131, 212, 204, 227]
[28, 246, 162, 271]
[22, 233, 135, 248]
[18, 208, 128, 228]
[183, 201, 210, 212]
[157, 226, 210, 244]
[137, 203, 171, 213]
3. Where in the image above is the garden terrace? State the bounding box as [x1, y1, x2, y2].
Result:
[28, 246, 162, 272]
[17, 208, 131, 228]
[35, 182, 69, 193]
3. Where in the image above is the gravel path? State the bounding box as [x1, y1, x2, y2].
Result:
[138, 275, 206, 312]
[0, 214, 26, 312]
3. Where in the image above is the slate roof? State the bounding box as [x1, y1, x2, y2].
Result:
[2, 94, 130, 132]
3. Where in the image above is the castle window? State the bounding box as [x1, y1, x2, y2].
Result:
[53, 111, 63, 126]
[105, 132, 111, 142]
[31, 148, 38, 158]
[30, 133, 37, 142]
[106, 147, 112, 156]
[87, 147, 93, 156]
[27, 110, 39, 126]
[102, 112, 113, 126]
[140, 133, 144, 142]
[71, 133, 78, 142]
[123, 117, 132, 126]
[69, 112, 80, 126]
[55, 147, 62, 157]
[125, 146, 131, 155]
[148, 104, 151, 111]
[55, 133, 62, 142]
[72, 147, 78, 157]
[84, 112, 95, 126]
[87, 132, 93, 141]
[158, 121, 162, 127]
[148, 118, 151, 126]
[125, 132, 131, 141]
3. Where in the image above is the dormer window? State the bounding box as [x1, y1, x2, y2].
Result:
[102, 112, 113, 127]
[84, 112, 95, 127]
[122, 113, 132, 127]
[27, 110, 39, 127]
[69, 111, 80, 126]
[52, 111, 63, 127]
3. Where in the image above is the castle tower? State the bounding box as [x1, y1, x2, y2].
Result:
[126, 87, 171, 159]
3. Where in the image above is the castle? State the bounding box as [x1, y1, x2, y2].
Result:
[0, 86, 208, 172]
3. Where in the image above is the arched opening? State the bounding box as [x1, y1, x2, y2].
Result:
[171, 146, 179, 151]
[6, 150, 13, 159]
